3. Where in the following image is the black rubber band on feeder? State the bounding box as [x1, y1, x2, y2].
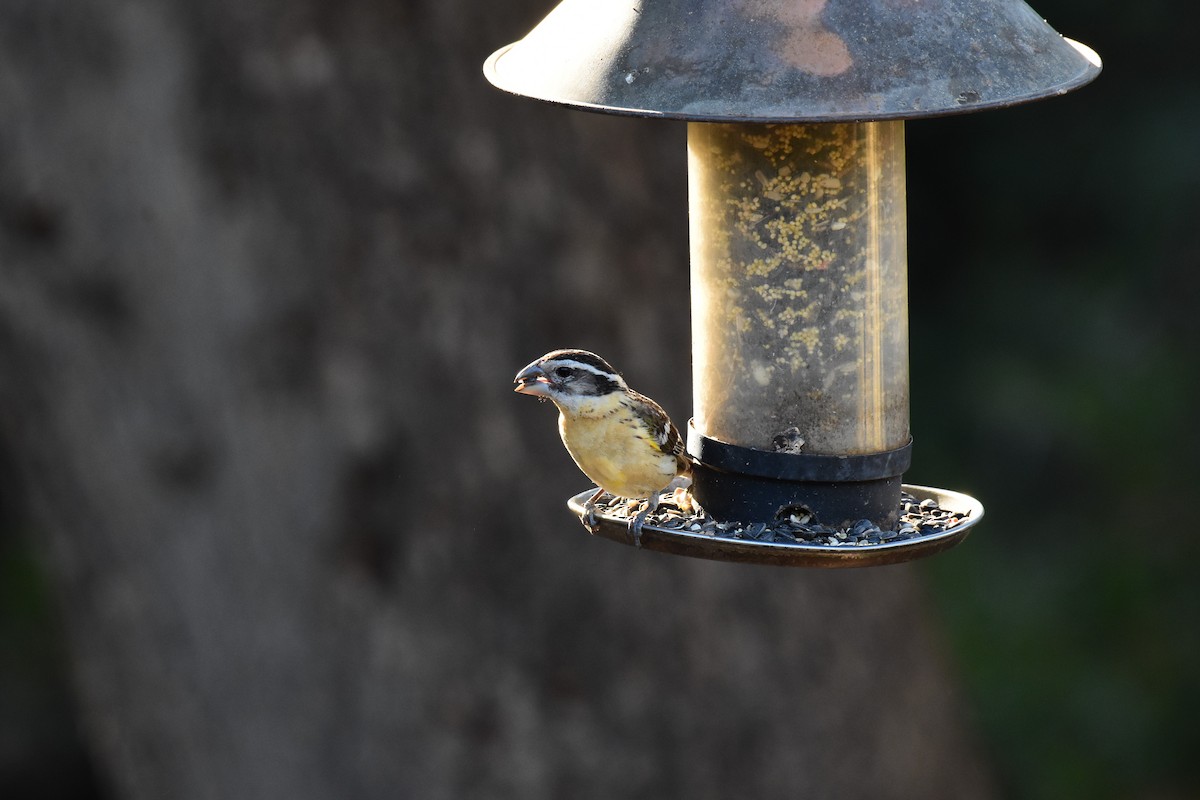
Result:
[686, 421, 912, 529]
[687, 424, 912, 483]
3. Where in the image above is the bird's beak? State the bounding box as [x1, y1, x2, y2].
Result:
[513, 362, 551, 396]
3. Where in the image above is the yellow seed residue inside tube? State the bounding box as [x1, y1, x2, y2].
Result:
[688, 122, 909, 455]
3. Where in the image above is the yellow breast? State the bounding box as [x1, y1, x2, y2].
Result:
[558, 405, 680, 500]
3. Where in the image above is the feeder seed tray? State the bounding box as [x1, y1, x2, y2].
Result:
[567, 485, 982, 568]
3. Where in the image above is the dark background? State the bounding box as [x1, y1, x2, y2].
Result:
[1, 0, 1197, 798]
[909, 1, 1200, 794]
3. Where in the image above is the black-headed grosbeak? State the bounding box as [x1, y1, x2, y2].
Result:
[514, 349, 691, 545]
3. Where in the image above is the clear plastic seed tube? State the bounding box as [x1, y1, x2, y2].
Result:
[689, 122, 909, 456]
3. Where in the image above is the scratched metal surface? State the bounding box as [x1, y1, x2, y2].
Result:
[485, 0, 1100, 122]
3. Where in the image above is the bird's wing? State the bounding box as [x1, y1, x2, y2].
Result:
[628, 391, 688, 465]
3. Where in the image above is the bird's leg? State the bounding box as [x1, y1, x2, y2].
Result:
[628, 492, 661, 549]
[665, 474, 693, 492]
[580, 486, 606, 533]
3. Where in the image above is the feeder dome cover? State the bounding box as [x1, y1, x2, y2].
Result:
[484, 0, 1101, 121]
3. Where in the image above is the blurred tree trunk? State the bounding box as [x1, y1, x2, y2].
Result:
[0, 1, 995, 798]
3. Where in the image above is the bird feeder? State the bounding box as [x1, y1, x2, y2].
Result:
[487, 0, 1099, 566]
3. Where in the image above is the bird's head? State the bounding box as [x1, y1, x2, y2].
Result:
[513, 349, 627, 412]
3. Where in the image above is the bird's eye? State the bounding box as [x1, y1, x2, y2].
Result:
[554, 367, 572, 379]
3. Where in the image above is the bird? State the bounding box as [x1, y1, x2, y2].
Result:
[513, 349, 691, 547]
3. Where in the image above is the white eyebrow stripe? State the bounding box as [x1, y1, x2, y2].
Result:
[552, 360, 625, 384]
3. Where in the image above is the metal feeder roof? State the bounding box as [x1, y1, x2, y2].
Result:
[484, 0, 1101, 122]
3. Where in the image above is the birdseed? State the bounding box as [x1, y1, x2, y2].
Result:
[590, 491, 967, 547]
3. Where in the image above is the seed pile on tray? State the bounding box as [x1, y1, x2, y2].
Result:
[590, 491, 968, 546]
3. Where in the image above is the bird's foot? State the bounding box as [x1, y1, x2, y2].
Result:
[580, 487, 606, 533]
[627, 493, 661, 549]
[628, 508, 649, 548]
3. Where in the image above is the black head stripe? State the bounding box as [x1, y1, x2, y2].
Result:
[553, 363, 622, 395]
[587, 372, 623, 395]
[541, 349, 617, 376]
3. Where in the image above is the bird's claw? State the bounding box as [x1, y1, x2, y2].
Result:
[580, 487, 606, 533]
[628, 493, 660, 549]
[628, 512, 647, 548]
